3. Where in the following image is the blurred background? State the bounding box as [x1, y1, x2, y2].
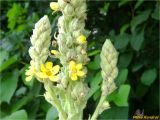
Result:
[0, 0, 159, 120]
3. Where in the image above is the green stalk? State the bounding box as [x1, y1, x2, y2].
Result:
[44, 81, 67, 120]
[90, 95, 106, 120]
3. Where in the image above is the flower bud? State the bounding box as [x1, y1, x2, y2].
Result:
[50, 2, 59, 11]
[100, 39, 118, 96]
[63, 4, 74, 16]
[71, 81, 89, 100]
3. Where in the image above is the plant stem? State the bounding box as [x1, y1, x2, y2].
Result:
[44, 81, 67, 120]
[90, 95, 106, 120]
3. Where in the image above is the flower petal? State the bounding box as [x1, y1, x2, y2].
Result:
[69, 61, 76, 70]
[30, 60, 35, 66]
[51, 50, 59, 55]
[52, 65, 60, 75]
[77, 35, 87, 44]
[41, 64, 46, 72]
[77, 70, 85, 77]
[71, 74, 78, 81]
[50, 2, 59, 11]
[25, 69, 33, 76]
[36, 72, 47, 78]
[46, 62, 53, 70]
[76, 63, 82, 70]
[25, 75, 33, 82]
[49, 75, 59, 82]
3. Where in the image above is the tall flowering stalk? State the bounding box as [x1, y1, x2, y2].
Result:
[26, 0, 118, 120]
[52, 0, 90, 119]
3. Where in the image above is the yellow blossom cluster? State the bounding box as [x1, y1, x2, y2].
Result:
[69, 61, 85, 81]
[25, 61, 60, 82]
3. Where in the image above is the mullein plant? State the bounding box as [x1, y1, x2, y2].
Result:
[25, 0, 118, 120]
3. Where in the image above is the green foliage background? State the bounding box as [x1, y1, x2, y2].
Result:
[0, 0, 159, 120]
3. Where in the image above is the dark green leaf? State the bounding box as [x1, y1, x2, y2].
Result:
[151, 4, 160, 20]
[114, 33, 130, 50]
[134, 0, 144, 10]
[87, 72, 102, 99]
[141, 68, 157, 86]
[118, 0, 129, 7]
[118, 52, 133, 68]
[131, 10, 151, 31]
[131, 30, 144, 51]
[0, 55, 18, 72]
[90, 72, 102, 87]
[120, 24, 129, 34]
[100, 3, 110, 16]
[87, 54, 100, 70]
[0, 69, 19, 103]
[135, 83, 149, 98]
[115, 68, 128, 86]
[132, 62, 143, 72]
[99, 106, 129, 119]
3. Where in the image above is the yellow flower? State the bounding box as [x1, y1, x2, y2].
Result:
[51, 50, 60, 55]
[36, 62, 60, 82]
[77, 35, 87, 44]
[69, 61, 85, 81]
[50, 2, 59, 11]
[25, 61, 36, 81]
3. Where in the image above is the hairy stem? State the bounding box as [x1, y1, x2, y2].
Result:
[90, 95, 106, 120]
[44, 80, 67, 120]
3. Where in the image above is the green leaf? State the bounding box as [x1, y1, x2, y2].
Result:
[114, 33, 130, 50]
[28, 100, 40, 119]
[40, 99, 51, 112]
[118, 52, 133, 68]
[7, 3, 26, 30]
[140, 68, 157, 86]
[132, 62, 143, 72]
[0, 50, 9, 66]
[120, 24, 129, 34]
[15, 87, 27, 96]
[118, 0, 129, 7]
[0, 55, 18, 72]
[100, 3, 110, 16]
[88, 50, 100, 56]
[46, 107, 58, 120]
[113, 85, 130, 106]
[0, 69, 19, 103]
[2, 110, 28, 120]
[87, 72, 102, 99]
[90, 72, 102, 87]
[134, 0, 144, 10]
[115, 68, 128, 86]
[11, 81, 41, 112]
[151, 4, 160, 20]
[99, 106, 129, 119]
[11, 96, 31, 112]
[135, 83, 149, 98]
[131, 10, 151, 31]
[87, 54, 100, 70]
[93, 89, 101, 101]
[131, 30, 144, 51]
